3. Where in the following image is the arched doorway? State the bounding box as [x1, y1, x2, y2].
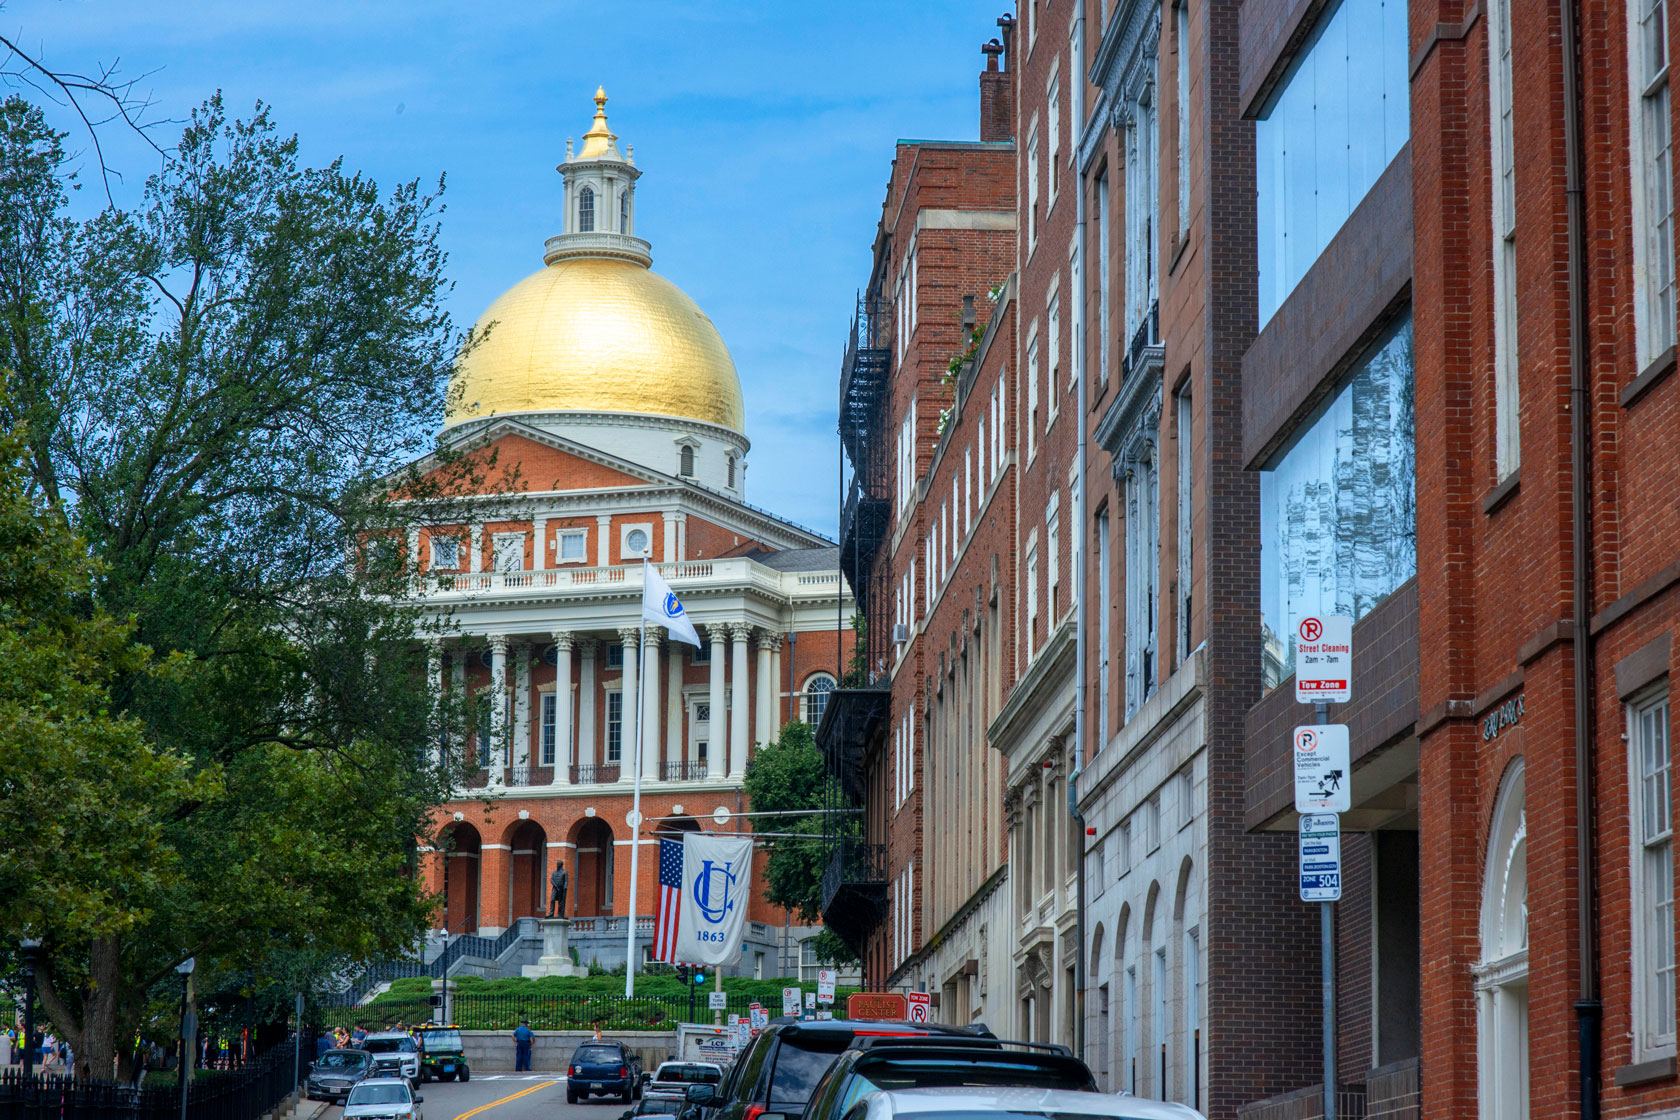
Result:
[1476, 759, 1528, 1120]
[442, 823, 482, 934]
[508, 820, 548, 922]
[572, 818, 616, 917]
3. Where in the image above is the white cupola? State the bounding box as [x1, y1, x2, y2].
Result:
[548, 87, 651, 268]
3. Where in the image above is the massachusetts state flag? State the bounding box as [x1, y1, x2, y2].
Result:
[642, 560, 702, 647]
[653, 837, 683, 963]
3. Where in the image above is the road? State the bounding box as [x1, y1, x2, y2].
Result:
[316, 1073, 662, 1120]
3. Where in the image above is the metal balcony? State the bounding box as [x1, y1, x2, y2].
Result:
[819, 840, 889, 956]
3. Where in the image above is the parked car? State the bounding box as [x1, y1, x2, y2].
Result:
[619, 1099, 685, 1120]
[568, 1039, 646, 1104]
[686, 1020, 990, 1120]
[343, 1077, 426, 1120]
[799, 1037, 1097, 1120]
[829, 1086, 1206, 1120]
[647, 1061, 725, 1102]
[416, 1027, 470, 1083]
[361, 1032, 421, 1083]
[306, 1049, 374, 1102]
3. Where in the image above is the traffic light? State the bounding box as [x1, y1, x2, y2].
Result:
[693, 972, 705, 986]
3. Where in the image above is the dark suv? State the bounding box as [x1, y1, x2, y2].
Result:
[799, 1037, 1097, 1120]
[685, 1020, 989, 1120]
[568, 1040, 646, 1104]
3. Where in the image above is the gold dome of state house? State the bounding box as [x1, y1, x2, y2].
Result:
[445, 257, 746, 433]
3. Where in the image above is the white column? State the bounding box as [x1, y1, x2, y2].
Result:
[533, 516, 548, 571]
[409, 526, 421, 572]
[675, 513, 688, 560]
[642, 629, 663, 781]
[470, 523, 484, 573]
[578, 640, 598, 770]
[427, 640, 444, 768]
[488, 634, 508, 789]
[666, 640, 684, 776]
[770, 632, 785, 736]
[618, 627, 640, 777]
[729, 623, 752, 777]
[708, 625, 728, 779]
[514, 643, 533, 778]
[450, 652, 467, 777]
[596, 515, 612, 567]
[755, 630, 775, 750]
[662, 512, 678, 561]
[550, 633, 574, 785]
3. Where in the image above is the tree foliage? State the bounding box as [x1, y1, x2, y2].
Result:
[0, 93, 485, 1077]
[742, 721, 858, 966]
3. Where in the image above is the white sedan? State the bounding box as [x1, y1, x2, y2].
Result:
[835, 1086, 1206, 1120]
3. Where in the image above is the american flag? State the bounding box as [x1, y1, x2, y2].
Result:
[652, 837, 683, 963]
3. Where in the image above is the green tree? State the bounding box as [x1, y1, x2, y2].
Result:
[0, 94, 487, 1078]
[742, 721, 858, 966]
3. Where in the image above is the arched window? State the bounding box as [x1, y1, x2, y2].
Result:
[1476, 759, 1528, 1120]
[620, 191, 630, 233]
[727, 455, 737, 488]
[804, 673, 836, 726]
[679, 444, 695, 477]
[578, 186, 595, 232]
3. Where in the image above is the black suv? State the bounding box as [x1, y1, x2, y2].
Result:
[685, 1020, 990, 1120]
[799, 1036, 1097, 1120]
[568, 1039, 646, 1104]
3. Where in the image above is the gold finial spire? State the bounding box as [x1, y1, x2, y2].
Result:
[577, 86, 619, 159]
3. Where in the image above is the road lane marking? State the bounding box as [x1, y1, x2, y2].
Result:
[450, 1081, 557, 1120]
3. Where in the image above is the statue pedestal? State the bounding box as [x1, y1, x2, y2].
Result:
[522, 918, 586, 978]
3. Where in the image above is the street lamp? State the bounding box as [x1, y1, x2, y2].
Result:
[18, 938, 41, 1080]
[176, 958, 196, 1120]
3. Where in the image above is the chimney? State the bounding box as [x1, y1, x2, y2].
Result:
[979, 32, 1013, 142]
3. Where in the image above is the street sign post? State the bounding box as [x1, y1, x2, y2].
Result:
[782, 987, 801, 1018]
[708, 991, 727, 1011]
[817, 968, 836, 1003]
[1298, 813, 1342, 901]
[804, 991, 816, 1013]
[905, 992, 930, 1023]
[1294, 615, 1353, 703]
[1293, 724, 1352, 813]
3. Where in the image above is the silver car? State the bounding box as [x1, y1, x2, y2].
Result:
[343, 1077, 425, 1120]
[361, 1032, 421, 1083]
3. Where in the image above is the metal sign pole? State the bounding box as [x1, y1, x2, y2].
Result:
[1314, 699, 1335, 1120]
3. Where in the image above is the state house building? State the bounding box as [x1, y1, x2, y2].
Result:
[411, 92, 852, 975]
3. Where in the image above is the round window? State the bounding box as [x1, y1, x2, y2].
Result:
[627, 529, 650, 554]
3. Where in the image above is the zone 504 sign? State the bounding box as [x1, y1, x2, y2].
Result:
[1294, 615, 1353, 704]
[1293, 724, 1351, 814]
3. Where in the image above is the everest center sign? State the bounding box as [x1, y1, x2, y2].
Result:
[1294, 615, 1353, 704]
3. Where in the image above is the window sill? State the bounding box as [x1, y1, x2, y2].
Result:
[1623, 345, 1677, 408]
[1168, 229, 1191, 276]
[1614, 1055, 1677, 1087]
[1482, 469, 1520, 515]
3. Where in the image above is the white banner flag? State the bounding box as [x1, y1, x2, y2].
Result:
[642, 561, 702, 647]
[674, 833, 754, 965]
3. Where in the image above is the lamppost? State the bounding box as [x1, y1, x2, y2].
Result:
[176, 958, 196, 1120]
[18, 938, 41, 1080]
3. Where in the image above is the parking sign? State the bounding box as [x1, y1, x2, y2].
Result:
[1293, 724, 1351, 813]
[1294, 615, 1353, 704]
[1299, 813, 1342, 901]
[906, 992, 930, 1023]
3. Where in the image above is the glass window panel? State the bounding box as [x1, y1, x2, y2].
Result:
[1260, 315, 1416, 690]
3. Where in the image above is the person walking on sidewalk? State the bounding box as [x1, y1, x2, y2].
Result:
[512, 1021, 533, 1072]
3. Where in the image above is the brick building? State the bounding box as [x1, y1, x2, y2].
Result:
[405, 92, 854, 976]
[820, 44, 1018, 1001]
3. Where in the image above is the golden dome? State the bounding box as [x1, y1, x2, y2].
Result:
[445, 255, 746, 433]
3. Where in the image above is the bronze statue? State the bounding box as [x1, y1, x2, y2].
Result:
[549, 862, 568, 917]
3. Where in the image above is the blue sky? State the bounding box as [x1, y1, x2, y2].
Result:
[9, 0, 1006, 538]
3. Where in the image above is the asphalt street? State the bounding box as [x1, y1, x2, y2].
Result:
[314, 1073, 660, 1120]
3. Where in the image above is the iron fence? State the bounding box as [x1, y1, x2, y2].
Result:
[571, 764, 621, 784]
[316, 991, 849, 1032]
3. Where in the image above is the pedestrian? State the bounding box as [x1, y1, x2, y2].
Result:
[513, 1020, 533, 1072]
[352, 1023, 367, 1047]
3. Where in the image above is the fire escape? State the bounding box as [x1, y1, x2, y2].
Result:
[816, 292, 892, 959]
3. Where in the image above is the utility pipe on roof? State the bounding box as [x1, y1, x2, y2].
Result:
[1559, 0, 1600, 1108]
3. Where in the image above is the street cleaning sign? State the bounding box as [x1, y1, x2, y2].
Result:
[1293, 724, 1351, 813]
[1294, 615, 1353, 704]
[1299, 813, 1343, 901]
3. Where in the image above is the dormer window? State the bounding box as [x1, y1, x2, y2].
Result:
[578, 186, 595, 232]
[620, 191, 631, 233]
[679, 445, 695, 477]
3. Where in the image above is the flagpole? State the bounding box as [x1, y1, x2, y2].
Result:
[625, 559, 650, 999]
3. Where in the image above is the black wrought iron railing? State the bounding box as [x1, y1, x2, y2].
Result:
[1123, 299, 1161, 380]
[662, 761, 709, 782]
[571, 763, 622, 784]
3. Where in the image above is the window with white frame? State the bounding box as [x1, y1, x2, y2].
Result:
[430, 535, 461, 570]
[1176, 1, 1191, 236]
[691, 641, 710, 665]
[620, 190, 630, 233]
[1098, 170, 1112, 384]
[1178, 768, 1194, 829]
[541, 693, 558, 766]
[606, 690, 623, 763]
[1633, 688, 1676, 1057]
[557, 529, 588, 564]
[606, 643, 623, 669]
[493, 532, 526, 573]
[803, 673, 836, 726]
[1047, 289, 1062, 424]
[910, 250, 919, 334]
[1028, 324, 1042, 457]
[679, 443, 695, 477]
[1125, 91, 1160, 344]
[1026, 542, 1041, 654]
[1124, 440, 1160, 719]
[1176, 384, 1194, 662]
[1047, 492, 1061, 619]
[1097, 508, 1112, 741]
[578, 186, 595, 233]
[1490, 0, 1521, 478]
[1048, 71, 1062, 197]
[1028, 122, 1041, 248]
[1632, 0, 1677, 363]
